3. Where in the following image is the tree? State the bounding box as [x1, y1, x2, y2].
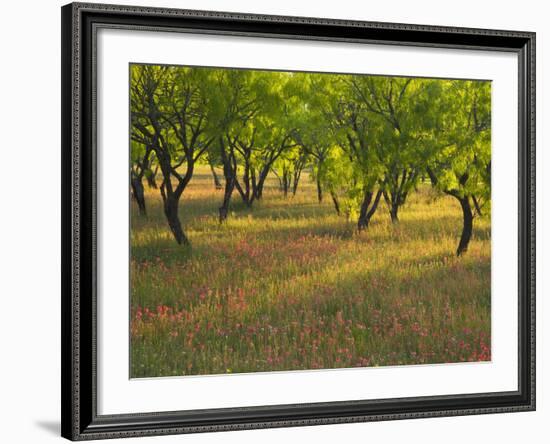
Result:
[145, 161, 159, 189]
[129, 136, 159, 216]
[290, 74, 336, 203]
[348, 77, 436, 223]
[214, 71, 297, 216]
[130, 65, 216, 245]
[426, 80, 491, 256]
[235, 81, 297, 203]
[331, 79, 386, 231]
[132, 64, 491, 254]
[207, 69, 264, 220]
[271, 148, 308, 198]
[129, 140, 151, 216]
[205, 152, 223, 189]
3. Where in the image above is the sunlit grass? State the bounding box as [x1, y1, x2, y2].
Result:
[130, 167, 490, 377]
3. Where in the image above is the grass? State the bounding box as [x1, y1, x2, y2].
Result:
[130, 167, 491, 378]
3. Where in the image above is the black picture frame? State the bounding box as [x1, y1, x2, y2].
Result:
[61, 2, 536, 440]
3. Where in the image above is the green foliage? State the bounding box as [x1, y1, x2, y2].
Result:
[127, 66, 494, 374]
[426, 80, 491, 214]
[130, 64, 491, 250]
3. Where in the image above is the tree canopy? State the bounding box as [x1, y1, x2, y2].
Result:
[130, 64, 491, 256]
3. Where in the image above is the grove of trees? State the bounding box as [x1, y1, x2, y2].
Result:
[130, 64, 491, 256]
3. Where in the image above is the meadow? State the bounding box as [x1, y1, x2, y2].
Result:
[129, 166, 491, 378]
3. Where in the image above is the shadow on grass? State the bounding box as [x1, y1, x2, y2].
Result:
[390, 215, 491, 242]
[265, 250, 491, 315]
[131, 189, 490, 269]
[131, 215, 490, 265]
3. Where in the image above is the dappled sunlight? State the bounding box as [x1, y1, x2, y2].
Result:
[130, 167, 491, 377]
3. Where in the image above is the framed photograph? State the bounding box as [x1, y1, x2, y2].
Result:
[61, 2, 535, 440]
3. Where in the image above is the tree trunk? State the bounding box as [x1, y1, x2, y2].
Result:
[292, 168, 302, 196]
[163, 196, 189, 245]
[383, 190, 399, 223]
[210, 164, 223, 190]
[316, 176, 323, 203]
[243, 163, 252, 205]
[357, 189, 382, 231]
[389, 203, 399, 223]
[282, 168, 289, 198]
[219, 177, 235, 222]
[456, 196, 473, 256]
[237, 161, 256, 207]
[472, 195, 483, 217]
[131, 176, 146, 216]
[219, 140, 237, 222]
[330, 190, 340, 216]
[357, 192, 372, 231]
[254, 169, 268, 200]
[146, 170, 158, 189]
[273, 170, 283, 191]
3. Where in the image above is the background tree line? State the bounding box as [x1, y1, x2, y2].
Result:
[130, 64, 491, 256]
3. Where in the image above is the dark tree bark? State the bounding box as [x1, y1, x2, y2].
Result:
[163, 196, 189, 245]
[157, 157, 194, 246]
[357, 189, 383, 231]
[271, 168, 284, 191]
[383, 191, 400, 223]
[426, 167, 475, 257]
[274, 163, 300, 197]
[330, 189, 340, 216]
[253, 166, 271, 201]
[230, 133, 293, 205]
[219, 139, 237, 222]
[316, 176, 323, 203]
[291, 166, 303, 196]
[209, 163, 223, 190]
[154, 149, 195, 246]
[282, 167, 290, 197]
[231, 142, 256, 207]
[145, 166, 158, 189]
[472, 195, 483, 217]
[129, 145, 153, 216]
[219, 179, 235, 222]
[456, 196, 473, 256]
[131, 65, 212, 246]
[237, 160, 256, 207]
[382, 169, 415, 223]
[389, 204, 399, 223]
[290, 154, 307, 197]
[131, 174, 146, 216]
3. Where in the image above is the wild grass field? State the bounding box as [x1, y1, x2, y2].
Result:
[130, 166, 491, 378]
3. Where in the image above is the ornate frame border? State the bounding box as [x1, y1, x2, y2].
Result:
[61, 2, 536, 440]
